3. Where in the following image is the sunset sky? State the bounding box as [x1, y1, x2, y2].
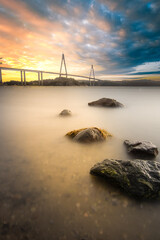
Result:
[0, 0, 160, 81]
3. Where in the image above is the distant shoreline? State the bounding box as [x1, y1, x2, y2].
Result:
[1, 77, 160, 87]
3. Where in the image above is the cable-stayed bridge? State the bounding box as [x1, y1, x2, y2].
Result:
[0, 66, 100, 85]
[0, 54, 100, 86]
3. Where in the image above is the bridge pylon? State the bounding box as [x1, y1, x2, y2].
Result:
[89, 65, 95, 86]
[0, 68, 2, 84]
[59, 53, 67, 78]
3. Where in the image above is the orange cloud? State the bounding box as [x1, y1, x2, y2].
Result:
[0, 0, 109, 82]
[49, 4, 68, 17]
[118, 29, 126, 38]
[89, 9, 111, 32]
[0, 0, 63, 33]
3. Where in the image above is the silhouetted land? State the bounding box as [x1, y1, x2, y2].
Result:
[2, 77, 160, 86]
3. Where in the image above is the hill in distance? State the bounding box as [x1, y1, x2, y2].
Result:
[2, 77, 160, 86]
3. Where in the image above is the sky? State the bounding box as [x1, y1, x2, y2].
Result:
[0, 0, 160, 81]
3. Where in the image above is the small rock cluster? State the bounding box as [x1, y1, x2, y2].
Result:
[59, 97, 159, 199]
[90, 140, 159, 199]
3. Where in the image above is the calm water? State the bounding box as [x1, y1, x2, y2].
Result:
[0, 86, 160, 240]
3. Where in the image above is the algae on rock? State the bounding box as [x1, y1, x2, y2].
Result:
[90, 159, 160, 199]
[66, 127, 111, 143]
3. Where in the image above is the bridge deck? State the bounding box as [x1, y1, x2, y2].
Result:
[0, 67, 100, 83]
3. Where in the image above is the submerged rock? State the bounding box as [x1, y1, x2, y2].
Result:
[66, 127, 111, 143]
[124, 140, 158, 158]
[90, 159, 160, 199]
[88, 98, 123, 107]
[59, 109, 72, 116]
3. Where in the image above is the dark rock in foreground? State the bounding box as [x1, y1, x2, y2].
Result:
[59, 109, 72, 116]
[124, 140, 158, 158]
[90, 159, 160, 199]
[66, 127, 111, 143]
[88, 98, 123, 107]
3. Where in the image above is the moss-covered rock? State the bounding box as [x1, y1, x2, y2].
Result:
[66, 127, 111, 143]
[90, 159, 160, 199]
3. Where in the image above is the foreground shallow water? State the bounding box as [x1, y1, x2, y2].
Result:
[0, 86, 160, 240]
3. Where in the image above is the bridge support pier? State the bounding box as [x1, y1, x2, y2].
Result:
[38, 72, 40, 85]
[41, 72, 43, 86]
[24, 71, 26, 86]
[89, 65, 95, 86]
[0, 68, 2, 84]
[20, 70, 23, 85]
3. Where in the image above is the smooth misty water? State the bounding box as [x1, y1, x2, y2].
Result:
[0, 86, 160, 240]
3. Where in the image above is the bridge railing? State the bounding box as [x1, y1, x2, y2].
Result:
[0, 67, 100, 85]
